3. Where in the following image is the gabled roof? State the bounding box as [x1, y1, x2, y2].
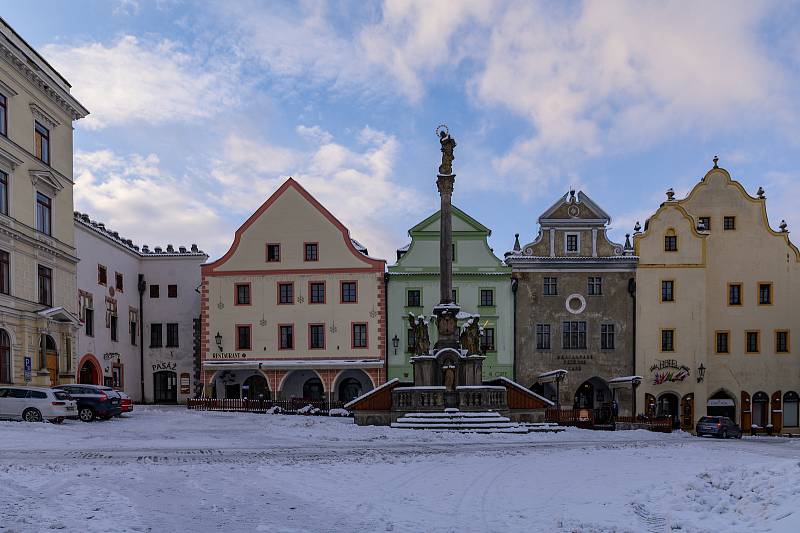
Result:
[409, 205, 491, 236]
[538, 190, 611, 225]
[38, 307, 81, 327]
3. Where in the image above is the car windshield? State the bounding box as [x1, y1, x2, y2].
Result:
[53, 391, 70, 400]
[699, 416, 721, 423]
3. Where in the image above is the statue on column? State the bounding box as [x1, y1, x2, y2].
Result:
[407, 313, 430, 355]
[437, 125, 456, 176]
[459, 316, 481, 355]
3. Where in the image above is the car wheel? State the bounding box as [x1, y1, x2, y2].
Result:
[22, 408, 43, 423]
[78, 407, 96, 422]
[722, 429, 728, 439]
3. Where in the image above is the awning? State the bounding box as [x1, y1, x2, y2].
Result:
[537, 369, 568, 383]
[608, 375, 643, 389]
[203, 359, 384, 371]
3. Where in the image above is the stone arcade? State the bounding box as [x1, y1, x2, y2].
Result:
[347, 127, 552, 428]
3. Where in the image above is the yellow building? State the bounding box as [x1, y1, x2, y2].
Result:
[200, 178, 386, 403]
[0, 18, 89, 387]
[634, 161, 800, 434]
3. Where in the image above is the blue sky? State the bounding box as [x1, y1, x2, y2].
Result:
[5, 1, 800, 261]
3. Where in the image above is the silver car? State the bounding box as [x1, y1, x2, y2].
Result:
[0, 386, 78, 423]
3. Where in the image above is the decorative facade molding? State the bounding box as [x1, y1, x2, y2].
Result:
[29, 102, 60, 128]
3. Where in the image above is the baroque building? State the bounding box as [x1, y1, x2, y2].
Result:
[387, 206, 513, 381]
[506, 191, 638, 419]
[0, 19, 89, 387]
[634, 162, 800, 433]
[74, 212, 207, 403]
[200, 178, 386, 403]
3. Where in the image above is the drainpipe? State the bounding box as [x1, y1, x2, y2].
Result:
[138, 274, 146, 404]
[383, 272, 389, 384]
[511, 276, 518, 382]
[628, 277, 636, 416]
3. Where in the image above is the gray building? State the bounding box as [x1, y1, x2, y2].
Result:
[506, 191, 638, 420]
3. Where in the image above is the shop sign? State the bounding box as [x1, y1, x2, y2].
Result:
[707, 399, 735, 407]
[650, 359, 690, 384]
[180, 372, 190, 394]
[103, 352, 120, 360]
[210, 352, 247, 359]
[23, 356, 31, 382]
[152, 361, 177, 372]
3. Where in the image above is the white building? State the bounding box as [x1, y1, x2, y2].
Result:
[74, 211, 207, 403]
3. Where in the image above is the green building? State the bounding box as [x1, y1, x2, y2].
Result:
[387, 207, 513, 381]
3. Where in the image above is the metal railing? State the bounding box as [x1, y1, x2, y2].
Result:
[186, 398, 345, 414]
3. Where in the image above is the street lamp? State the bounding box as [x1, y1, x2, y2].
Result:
[392, 334, 399, 355]
[215, 332, 223, 351]
[697, 363, 706, 383]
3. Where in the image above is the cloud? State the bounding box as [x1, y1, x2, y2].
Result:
[42, 36, 240, 129]
[296, 125, 333, 145]
[74, 149, 230, 252]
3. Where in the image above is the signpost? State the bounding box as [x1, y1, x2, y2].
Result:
[23, 356, 31, 382]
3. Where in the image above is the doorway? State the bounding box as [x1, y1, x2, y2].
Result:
[242, 374, 269, 400]
[706, 390, 736, 420]
[302, 378, 324, 401]
[657, 392, 680, 429]
[680, 394, 694, 430]
[153, 370, 177, 404]
[42, 335, 58, 387]
[79, 358, 100, 385]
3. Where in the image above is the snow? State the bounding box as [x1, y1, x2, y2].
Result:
[1, 406, 799, 532]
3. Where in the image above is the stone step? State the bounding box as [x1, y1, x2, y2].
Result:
[391, 409, 528, 433]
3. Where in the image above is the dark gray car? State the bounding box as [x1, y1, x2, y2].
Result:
[696, 416, 742, 439]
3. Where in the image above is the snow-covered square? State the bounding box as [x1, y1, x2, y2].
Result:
[1, 407, 799, 532]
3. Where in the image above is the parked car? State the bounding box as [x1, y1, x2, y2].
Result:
[0, 386, 77, 423]
[696, 416, 742, 439]
[54, 384, 121, 422]
[99, 387, 133, 415]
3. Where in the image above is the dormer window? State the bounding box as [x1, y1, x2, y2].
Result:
[34, 121, 50, 164]
[565, 233, 579, 253]
[664, 230, 677, 252]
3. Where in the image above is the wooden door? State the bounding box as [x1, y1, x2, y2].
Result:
[771, 391, 782, 432]
[45, 351, 58, 387]
[741, 391, 751, 430]
[680, 394, 694, 430]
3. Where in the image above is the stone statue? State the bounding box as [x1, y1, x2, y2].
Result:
[407, 313, 430, 355]
[459, 316, 481, 355]
[443, 364, 456, 391]
[438, 129, 456, 176]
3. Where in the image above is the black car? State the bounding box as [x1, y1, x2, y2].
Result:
[54, 384, 122, 422]
[696, 416, 742, 439]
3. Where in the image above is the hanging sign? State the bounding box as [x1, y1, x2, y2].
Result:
[650, 359, 690, 384]
[152, 361, 177, 372]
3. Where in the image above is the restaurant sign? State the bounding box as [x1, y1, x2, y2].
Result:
[210, 352, 247, 359]
[650, 359, 690, 385]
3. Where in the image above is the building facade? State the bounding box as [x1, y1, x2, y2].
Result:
[387, 206, 513, 381]
[506, 191, 638, 419]
[200, 178, 386, 403]
[634, 164, 800, 433]
[74, 212, 207, 403]
[0, 19, 89, 388]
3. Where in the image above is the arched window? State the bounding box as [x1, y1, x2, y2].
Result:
[0, 329, 10, 383]
[784, 391, 799, 428]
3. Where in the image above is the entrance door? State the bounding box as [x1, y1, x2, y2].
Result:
[42, 335, 58, 387]
[707, 390, 736, 420]
[225, 384, 241, 399]
[680, 394, 694, 430]
[657, 393, 680, 428]
[575, 381, 595, 409]
[79, 360, 98, 384]
[338, 378, 362, 403]
[302, 378, 323, 401]
[153, 371, 177, 404]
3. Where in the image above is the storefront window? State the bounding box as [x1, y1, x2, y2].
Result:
[784, 391, 799, 427]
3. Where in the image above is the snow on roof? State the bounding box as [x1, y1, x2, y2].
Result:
[344, 378, 400, 409]
[495, 376, 555, 406]
[538, 369, 568, 379]
[204, 359, 384, 370]
[608, 376, 643, 384]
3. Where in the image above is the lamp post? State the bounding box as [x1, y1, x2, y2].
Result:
[697, 363, 706, 383]
[215, 332, 223, 351]
[392, 334, 399, 355]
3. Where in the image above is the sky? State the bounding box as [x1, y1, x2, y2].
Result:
[5, 0, 800, 262]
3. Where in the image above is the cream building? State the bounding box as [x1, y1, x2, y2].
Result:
[201, 178, 386, 403]
[634, 162, 800, 433]
[0, 18, 89, 387]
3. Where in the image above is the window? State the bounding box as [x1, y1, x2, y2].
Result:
[566, 233, 578, 252]
[536, 324, 551, 350]
[115, 272, 123, 292]
[723, 216, 736, 230]
[601, 324, 615, 350]
[341, 281, 357, 303]
[278, 282, 293, 304]
[451, 288, 458, 304]
[562, 321, 587, 349]
[0, 171, 7, 215]
[279, 325, 294, 350]
[0, 329, 11, 383]
[130, 319, 137, 345]
[452, 242, 456, 261]
[112, 364, 123, 389]
[664, 235, 677, 252]
[698, 216, 711, 230]
[304, 242, 319, 261]
[0, 250, 8, 295]
[166, 323, 179, 347]
[480, 289, 494, 307]
[715, 331, 729, 354]
[0, 93, 6, 137]
[150, 285, 159, 298]
[150, 324, 162, 347]
[661, 280, 674, 302]
[543, 277, 557, 296]
[406, 328, 416, 353]
[407, 289, 421, 307]
[35, 192, 51, 235]
[85, 308, 94, 337]
[481, 328, 495, 352]
[758, 283, 772, 305]
[310, 282, 325, 304]
[37, 265, 52, 306]
[266, 243, 280, 262]
[661, 329, 675, 352]
[352, 323, 368, 348]
[588, 277, 602, 296]
[309, 324, 325, 349]
[34, 121, 49, 164]
[235, 283, 251, 305]
[746, 331, 760, 353]
[783, 391, 799, 428]
[110, 314, 118, 342]
[97, 265, 107, 285]
[236, 325, 251, 350]
[728, 283, 742, 305]
[168, 284, 177, 298]
[776, 330, 789, 353]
